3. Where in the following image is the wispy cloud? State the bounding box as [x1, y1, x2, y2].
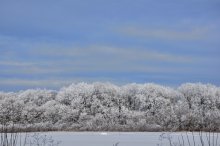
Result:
[0, 34, 200, 76]
[17, 45, 199, 75]
[119, 26, 211, 41]
[0, 62, 194, 75]
[32, 45, 197, 63]
[0, 34, 215, 90]
[0, 77, 120, 89]
[0, 78, 72, 88]
[0, 61, 36, 67]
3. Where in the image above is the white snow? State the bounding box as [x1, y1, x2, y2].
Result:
[100, 132, 108, 135]
[28, 131, 220, 146]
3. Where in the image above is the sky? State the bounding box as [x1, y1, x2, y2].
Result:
[0, 0, 220, 91]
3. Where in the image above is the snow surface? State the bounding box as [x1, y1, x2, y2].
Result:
[40, 132, 160, 146]
[28, 131, 220, 146]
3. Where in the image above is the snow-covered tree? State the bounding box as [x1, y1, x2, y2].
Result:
[0, 82, 219, 131]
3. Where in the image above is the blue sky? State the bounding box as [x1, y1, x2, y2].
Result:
[0, 0, 220, 91]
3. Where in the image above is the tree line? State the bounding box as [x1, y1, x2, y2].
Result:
[0, 82, 220, 132]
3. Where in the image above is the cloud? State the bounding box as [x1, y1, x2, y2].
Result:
[0, 78, 71, 88]
[0, 35, 217, 90]
[0, 61, 36, 67]
[0, 77, 121, 89]
[33, 45, 197, 63]
[0, 34, 200, 76]
[0, 34, 206, 87]
[119, 26, 211, 41]
[5, 45, 198, 75]
[0, 59, 194, 75]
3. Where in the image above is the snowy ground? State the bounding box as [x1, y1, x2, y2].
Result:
[25, 131, 219, 146]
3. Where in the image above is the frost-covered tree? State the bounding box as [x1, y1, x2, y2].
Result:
[0, 82, 220, 132]
[178, 83, 220, 130]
